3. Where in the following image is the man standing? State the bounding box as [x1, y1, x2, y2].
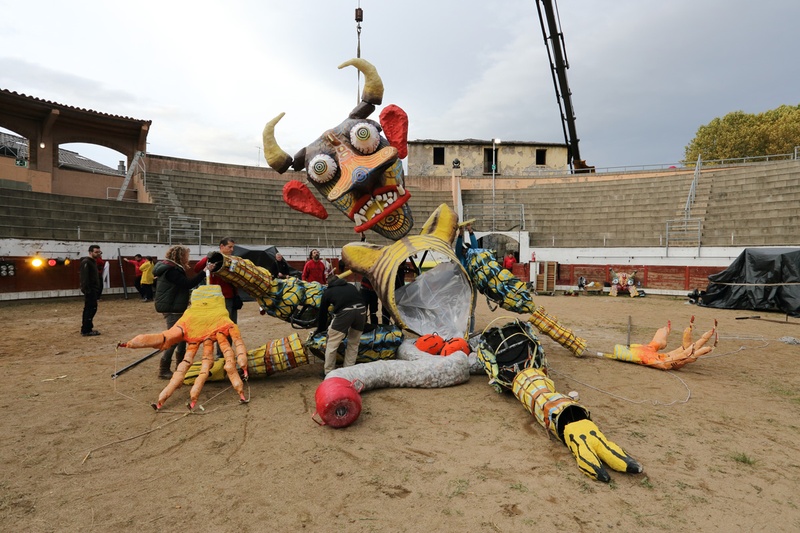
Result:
[302, 249, 326, 285]
[80, 244, 103, 336]
[315, 273, 367, 377]
[124, 254, 147, 299]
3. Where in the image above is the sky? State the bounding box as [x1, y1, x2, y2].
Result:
[1, 0, 799, 170]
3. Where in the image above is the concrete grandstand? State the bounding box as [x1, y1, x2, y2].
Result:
[1, 90, 798, 301]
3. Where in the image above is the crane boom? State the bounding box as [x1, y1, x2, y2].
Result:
[535, 0, 591, 171]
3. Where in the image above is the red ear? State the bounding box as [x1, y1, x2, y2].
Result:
[379, 104, 408, 159]
[283, 181, 328, 219]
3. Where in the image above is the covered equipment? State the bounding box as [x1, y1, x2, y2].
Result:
[700, 248, 800, 317]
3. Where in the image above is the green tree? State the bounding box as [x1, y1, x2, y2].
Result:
[684, 104, 800, 163]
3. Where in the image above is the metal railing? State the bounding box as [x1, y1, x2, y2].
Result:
[666, 218, 702, 255]
[463, 203, 525, 232]
[461, 149, 800, 180]
[168, 216, 202, 249]
[684, 155, 701, 218]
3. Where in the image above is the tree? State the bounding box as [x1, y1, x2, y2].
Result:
[684, 104, 800, 163]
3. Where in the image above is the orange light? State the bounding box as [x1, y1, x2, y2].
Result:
[63, 258, 71, 266]
[31, 257, 44, 268]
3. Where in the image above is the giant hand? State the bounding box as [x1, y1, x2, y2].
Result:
[119, 285, 249, 410]
[600, 316, 718, 370]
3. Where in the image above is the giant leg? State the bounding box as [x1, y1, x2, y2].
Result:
[512, 367, 642, 482]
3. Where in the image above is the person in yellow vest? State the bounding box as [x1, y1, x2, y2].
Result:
[139, 256, 155, 302]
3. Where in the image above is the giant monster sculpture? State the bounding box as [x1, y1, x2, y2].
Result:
[122, 58, 716, 482]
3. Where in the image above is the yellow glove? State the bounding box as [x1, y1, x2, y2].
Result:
[563, 419, 642, 482]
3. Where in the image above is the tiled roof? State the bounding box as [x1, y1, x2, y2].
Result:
[0, 131, 123, 176]
[0, 88, 148, 123]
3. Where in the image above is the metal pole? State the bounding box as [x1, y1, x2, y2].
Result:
[492, 139, 496, 231]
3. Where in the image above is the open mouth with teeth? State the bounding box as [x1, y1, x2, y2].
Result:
[352, 185, 411, 233]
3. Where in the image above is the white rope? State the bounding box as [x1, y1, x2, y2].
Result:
[548, 334, 769, 406]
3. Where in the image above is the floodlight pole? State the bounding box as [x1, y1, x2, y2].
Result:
[492, 138, 501, 231]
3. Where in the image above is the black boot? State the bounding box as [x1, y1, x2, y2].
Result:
[158, 353, 172, 380]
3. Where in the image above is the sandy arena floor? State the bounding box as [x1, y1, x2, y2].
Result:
[1, 292, 799, 532]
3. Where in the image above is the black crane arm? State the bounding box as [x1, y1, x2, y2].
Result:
[535, 0, 590, 171]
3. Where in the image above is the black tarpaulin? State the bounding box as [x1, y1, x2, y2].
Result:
[700, 248, 800, 317]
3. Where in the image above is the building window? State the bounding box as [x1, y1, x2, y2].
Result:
[536, 148, 547, 166]
[433, 147, 445, 165]
[483, 147, 500, 174]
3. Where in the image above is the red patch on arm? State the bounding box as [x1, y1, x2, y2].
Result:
[283, 181, 328, 219]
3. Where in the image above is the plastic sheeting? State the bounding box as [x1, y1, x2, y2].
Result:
[700, 248, 800, 317]
[395, 262, 473, 339]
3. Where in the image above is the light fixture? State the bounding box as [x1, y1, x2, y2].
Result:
[39, 142, 46, 149]
[31, 257, 44, 268]
[0, 261, 15, 276]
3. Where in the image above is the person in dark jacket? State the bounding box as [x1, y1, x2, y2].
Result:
[338, 253, 377, 327]
[154, 245, 206, 379]
[272, 252, 296, 279]
[316, 273, 367, 377]
[79, 244, 103, 336]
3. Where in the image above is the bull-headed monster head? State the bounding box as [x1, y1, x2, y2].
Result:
[263, 58, 413, 241]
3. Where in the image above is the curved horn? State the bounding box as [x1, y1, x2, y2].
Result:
[262, 112, 293, 174]
[338, 58, 384, 106]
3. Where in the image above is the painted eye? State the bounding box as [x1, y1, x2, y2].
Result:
[349, 122, 380, 154]
[307, 154, 338, 183]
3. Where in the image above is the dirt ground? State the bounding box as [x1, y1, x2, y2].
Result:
[1, 290, 799, 532]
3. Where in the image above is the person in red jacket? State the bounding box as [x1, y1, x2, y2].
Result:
[124, 254, 147, 300]
[503, 252, 516, 271]
[302, 249, 327, 284]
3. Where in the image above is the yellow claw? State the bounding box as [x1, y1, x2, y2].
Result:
[564, 419, 642, 482]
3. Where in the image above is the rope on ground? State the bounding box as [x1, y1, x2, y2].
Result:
[548, 365, 692, 406]
[547, 334, 769, 406]
[91, 347, 252, 464]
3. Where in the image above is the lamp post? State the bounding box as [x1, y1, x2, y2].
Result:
[492, 138, 501, 231]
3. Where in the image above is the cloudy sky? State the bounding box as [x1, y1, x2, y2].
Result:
[1, 0, 798, 170]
